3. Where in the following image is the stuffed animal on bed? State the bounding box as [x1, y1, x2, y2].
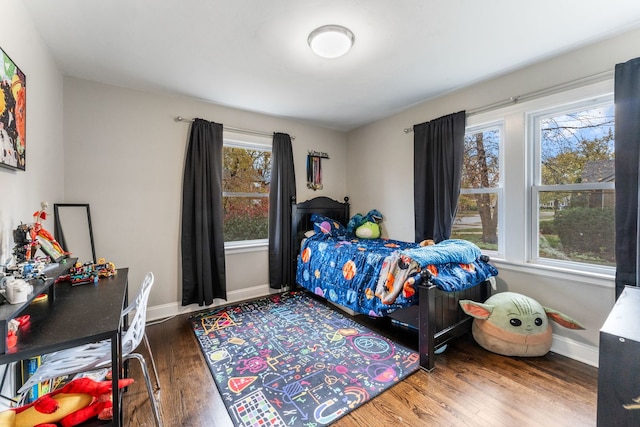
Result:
[459, 292, 585, 357]
[347, 209, 383, 239]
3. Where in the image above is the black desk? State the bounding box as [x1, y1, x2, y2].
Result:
[0, 259, 77, 354]
[0, 268, 128, 426]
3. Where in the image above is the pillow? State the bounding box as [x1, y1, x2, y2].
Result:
[304, 230, 316, 238]
[311, 214, 347, 236]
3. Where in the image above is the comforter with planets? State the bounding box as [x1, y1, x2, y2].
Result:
[296, 234, 498, 317]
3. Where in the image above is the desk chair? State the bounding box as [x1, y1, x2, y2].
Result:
[18, 272, 162, 427]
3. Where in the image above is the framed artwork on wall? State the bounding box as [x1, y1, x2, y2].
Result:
[0, 46, 26, 171]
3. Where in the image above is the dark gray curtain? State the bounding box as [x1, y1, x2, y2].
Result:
[269, 133, 296, 289]
[181, 118, 226, 305]
[615, 57, 640, 299]
[413, 111, 466, 243]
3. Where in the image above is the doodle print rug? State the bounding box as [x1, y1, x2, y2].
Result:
[190, 291, 420, 427]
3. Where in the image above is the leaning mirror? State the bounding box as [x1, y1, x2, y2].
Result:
[53, 204, 96, 264]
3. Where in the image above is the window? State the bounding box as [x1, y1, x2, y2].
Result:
[530, 97, 615, 269]
[451, 123, 503, 254]
[222, 137, 272, 247]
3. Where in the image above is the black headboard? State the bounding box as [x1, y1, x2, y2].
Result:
[290, 196, 350, 282]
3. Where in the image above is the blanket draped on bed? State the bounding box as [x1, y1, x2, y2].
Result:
[296, 235, 497, 317]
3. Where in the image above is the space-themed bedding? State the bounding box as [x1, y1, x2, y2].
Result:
[295, 229, 498, 317]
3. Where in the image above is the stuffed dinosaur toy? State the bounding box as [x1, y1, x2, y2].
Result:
[0, 377, 133, 427]
[459, 292, 585, 357]
[347, 209, 383, 239]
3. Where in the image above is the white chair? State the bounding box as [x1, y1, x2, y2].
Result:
[18, 272, 162, 426]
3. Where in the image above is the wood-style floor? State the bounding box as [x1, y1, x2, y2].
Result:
[123, 299, 598, 427]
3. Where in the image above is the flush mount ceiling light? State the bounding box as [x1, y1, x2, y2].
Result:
[308, 25, 355, 58]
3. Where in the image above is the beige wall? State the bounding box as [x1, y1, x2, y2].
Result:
[5, 0, 640, 365]
[0, 0, 64, 267]
[62, 77, 347, 316]
[346, 27, 640, 365]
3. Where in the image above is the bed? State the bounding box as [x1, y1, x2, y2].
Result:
[291, 196, 498, 371]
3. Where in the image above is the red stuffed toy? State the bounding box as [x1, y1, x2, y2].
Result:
[0, 377, 133, 427]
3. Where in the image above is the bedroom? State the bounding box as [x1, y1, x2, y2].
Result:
[1, 0, 640, 425]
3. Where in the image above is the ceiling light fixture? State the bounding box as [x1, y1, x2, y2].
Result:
[308, 25, 355, 59]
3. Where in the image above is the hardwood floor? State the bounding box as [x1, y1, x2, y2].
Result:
[123, 304, 598, 427]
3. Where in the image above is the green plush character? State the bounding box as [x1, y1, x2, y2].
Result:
[459, 292, 585, 357]
[355, 221, 380, 239]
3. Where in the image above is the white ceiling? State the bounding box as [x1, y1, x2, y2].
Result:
[21, 0, 640, 131]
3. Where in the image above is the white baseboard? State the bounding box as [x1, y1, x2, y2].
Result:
[145, 288, 600, 367]
[146, 284, 272, 323]
[550, 334, 599, 367]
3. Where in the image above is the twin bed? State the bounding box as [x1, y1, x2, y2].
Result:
[290, 196, 498, 371]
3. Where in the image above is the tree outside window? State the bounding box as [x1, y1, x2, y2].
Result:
[451, 124, 501, 252]
[533, 100, 615, 267]
[223, 142, 272, 243]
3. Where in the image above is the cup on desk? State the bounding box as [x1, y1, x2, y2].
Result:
[4, 278, 33, 304]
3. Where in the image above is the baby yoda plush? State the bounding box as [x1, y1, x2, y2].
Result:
[459, 292, 585, 357]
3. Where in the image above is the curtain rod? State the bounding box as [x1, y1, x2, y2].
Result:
[175, 116, 295, 140]
[402, 69, 614, 134]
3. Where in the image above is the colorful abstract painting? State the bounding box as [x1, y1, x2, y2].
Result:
[0, 46, 26, 171]
[190, 291, 420, 427]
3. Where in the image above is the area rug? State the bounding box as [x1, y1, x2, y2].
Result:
[190, 291, 420, 427]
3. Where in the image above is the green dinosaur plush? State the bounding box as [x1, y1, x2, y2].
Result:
[459, 292, 585, 357]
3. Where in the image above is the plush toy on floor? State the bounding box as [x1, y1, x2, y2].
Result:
[459, 292, 585, 357]
[0, 377, 133, 427]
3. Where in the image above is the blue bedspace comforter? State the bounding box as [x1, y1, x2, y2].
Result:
[296, 233, 498, 317]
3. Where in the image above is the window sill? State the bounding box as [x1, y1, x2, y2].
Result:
[489, 258, 614, 289]
[225, 241, 268, 255]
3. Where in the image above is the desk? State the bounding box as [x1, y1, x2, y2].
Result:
[0, 268, 128, 426]
[0, 259, 77, 354]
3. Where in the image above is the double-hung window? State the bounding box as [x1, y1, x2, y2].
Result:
[530, 95, 615, 270]
[452, 122, 503, 255]
[222, 136, 272, 249]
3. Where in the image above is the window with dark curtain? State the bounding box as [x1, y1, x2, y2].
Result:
[413, 111, 466, 243]
[268, 132, 296, 289]
[614, 57, 640, 298]
[181, 118, 227, 306]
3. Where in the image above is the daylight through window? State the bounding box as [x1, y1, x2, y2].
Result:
[222, 139, 272, 245]
[531, 97, 615, 268]
[452, 123, 502, 254]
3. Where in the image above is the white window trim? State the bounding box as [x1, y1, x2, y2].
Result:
[466, 79, 615, 282]
[527, 92, 614, 275]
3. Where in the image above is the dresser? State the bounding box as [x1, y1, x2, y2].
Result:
[597, 285, 640, 426]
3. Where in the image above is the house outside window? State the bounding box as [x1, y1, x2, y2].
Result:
[222, 137, 272, 248]
[451, 123, 503, 256]
[530, 97, 615, 269]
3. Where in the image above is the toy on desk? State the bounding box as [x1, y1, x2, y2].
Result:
[31, 202, 69, 262]
[68, 262, 98, 286]
[0, 377, 134, 427]
[57, 259, 117, 285]
[94, 258, 116, 278]
[11, 223, 32, 264]
[11, 202, 68, 264]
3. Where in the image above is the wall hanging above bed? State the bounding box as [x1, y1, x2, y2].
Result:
[306, 150, 329, 190]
